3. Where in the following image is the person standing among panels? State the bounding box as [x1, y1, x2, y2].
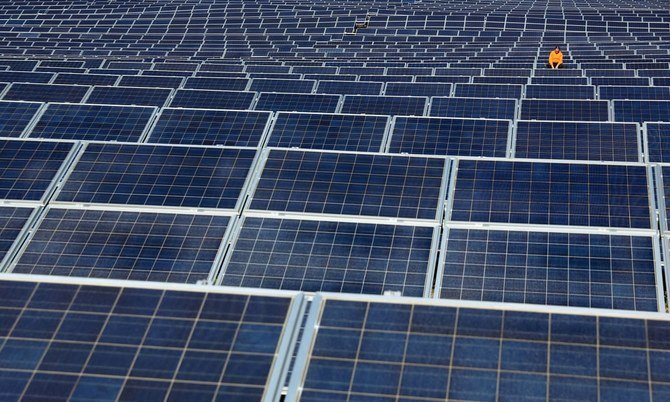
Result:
[547, 46, 564, 69]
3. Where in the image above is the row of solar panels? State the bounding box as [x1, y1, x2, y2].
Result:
[0, 275, 667, 401]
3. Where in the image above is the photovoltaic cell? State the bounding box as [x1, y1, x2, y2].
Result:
[0, 206, 34, 263]
[2, 83, 89, 103]
[250, 149, 445, 220]
[86, 86, 172, 107]
[316, 81, 382, 95]
[430, 97, 516, 120]
[521, 99, 609, 121]
[441, 228, 658, 311]
[57, 144, 256, 209]
[0, 101, 42, 137]
[148, 108, 270, 147]
[290, 297, 670, 401]
[0, 278, 297, 401]
[525, 84, 596, 99]
[451, 160, 650, 228]
[341, 95, 427, 116]
[389, 117, 509, 157]
[222, 217, 434, 296]
[28, 103, 155, 142]
[515, 121, 640, 162]
[453, 83, 523, 99]
[646, 123, 670, 162]
[12, 208, 230, 283]
[599, 86, 670, 101]
[0, 139, 74, 201]
[384, 83, 452, 97]
[255, 93, 340, 113]
[267, 112, 388, 152]
[614, 100, 670, 123]
[169, 89, 255, 110]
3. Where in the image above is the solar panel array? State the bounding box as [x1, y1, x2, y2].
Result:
[0, 0, 669, 399]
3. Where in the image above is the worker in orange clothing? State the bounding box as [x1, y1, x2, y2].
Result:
[546, 46, 564, 69]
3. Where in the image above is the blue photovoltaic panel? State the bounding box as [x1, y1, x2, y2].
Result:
[291, 298, 670, 401]
[515, 121, 640, 162]
[316, 81, 382, 95]
[222, 217, 434, 296]
[453, 84, 523, 99]
[251, 149, 445, 220]
[184, 77, 249, 91]
[2, 83, 89, 103]
[0, 279, 297, 401]
[86, 86, 172, 107]
[250, 78, 315, 94]
[118, 75, 184, 89]
[529, 77, 588, 85]
[384, 83, 452, 97]
[614, 100, 670, 123]
[360, 75, 413, 83]
[659, 166, 670, 229]
[599, 86, 670, 100]
[12, 208, 230, 283]
[148, 108, 270, 147]
[430, 97, 516, 120]
[0, 206, 34, 262]
[525, 84, 596, 99]
[341, 95, 427, 116]
[591, 77, 650, 86]
[441, 228, 658, 311]
[0, 139, 74, 201]
[28, 103, 155, 142]
[0, 71, 52, 83]
[267, 112, 388, 152]
[57, 144, 256, 209]
[521, 99, 609, 121]
[415, 76, 471, 84]
[169, 89, 255, 110]
[0, 100, 42, 137]
[451, 160, 650, 228]
[255, 93, 340, 113]
[474, 76, 530, 85]
[647, 123, 670, 162]
[389, 116, 509, 157]
[53, 73, 119, 86]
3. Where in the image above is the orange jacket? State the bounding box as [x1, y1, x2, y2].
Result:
[549, 50, 563, 65]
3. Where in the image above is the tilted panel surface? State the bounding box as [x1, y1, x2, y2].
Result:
[169, 89, 256, 110]
[429, 97, 516, 120]
[255, 93, 340, 114]
[341, 95, 427, 117]
[86, 86, 172, 107]
[0, 101, 42, 137]
[2, 84, 89, 103]
[521, 100, 609, 122]
[646, 123, 670, 163]
[614, 101, 670, 123]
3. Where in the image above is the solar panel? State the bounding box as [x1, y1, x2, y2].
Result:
[316, 81, 382, 95]
[250, 78, 315, 94]
[169, 89, 255, 110]
[453, 84, 523, 99]
[148, 108, 270, 147]
[440, 228, 659, 311]
[451, 159, 651, 228]
[430, 97, 517, 120]
[28, 103, 156, 142]
[515, 121, 640, 161]
[415, 76, 471, 84]
[56, 144, 256, 210]
[384, 83, 452, 97]
[0, 277, 300, 401]
[118, 75, 184, 89]
[389, 116, 510, 157]
[598, 86, 670, 100]
[221, 216, 436, 296]
[341, 95, 427, 116]
[2, 83, 89, 103]
[530, 77, 588, 85]
[0, 71, 52, 83]
[250, 149, 445, 220]
[86, 86, 172, 107]
[591, 77, 650, 86]
[614, 100, 670, 123]
[521, 99, 609, 121]
[0, 206, 35, 266]
[473, 76, 529, 85]
[0, 100, 42, 137]
[525, 84, 596, 99]
[254, 93, 340, 113]
[288, 296, 670, 401]
[184, 77, 249, 91]
[11, 208, 231, 283]
[266, 112, 388, 152]
[0, 139, 75, 202]
[646, 123, 670, 162]
[53, 73, 119, 86]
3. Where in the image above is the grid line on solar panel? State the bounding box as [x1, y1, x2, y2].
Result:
[249, 149, 446, 221]
[429, 97, 517, 120]
[450, 159, 651, 229]
[56, 144, 257, 210]
[27, 103, 156, 143]
[439, 228, 659, 311]
[86, 86, 173, 107]
[0, 100, 42, 137]
[169, 89, 256, 110]
[0, 139, 75, 202]
[288, 296, 670, 402]
[521, 99, 610, 122]
[147, 108, 270, 147]
[614, 100, 670, 123]
[2, 83, 90, 103]
[220, 216, 436, 296]
[254, 93, 340, 113]
[341, 95, 427, 116]
[514, 120, 640, 162]
[11, 207, 232, 283]
[388, 116, 510, 157]
[0, 277, 299, 401]
[267, 112, 388, 152]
